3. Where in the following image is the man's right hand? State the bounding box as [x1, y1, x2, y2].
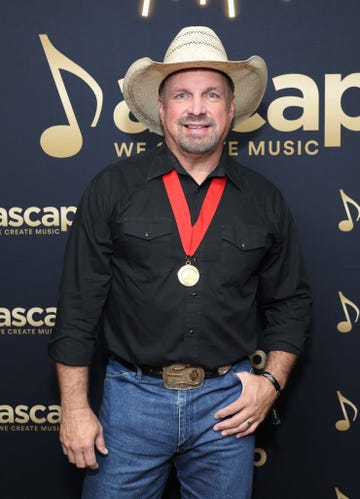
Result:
[59, 406, 108, 469]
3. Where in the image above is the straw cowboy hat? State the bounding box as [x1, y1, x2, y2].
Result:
[123, 26, 267, 135]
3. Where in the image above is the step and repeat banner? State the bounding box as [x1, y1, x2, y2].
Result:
[1, 1, 359, 498]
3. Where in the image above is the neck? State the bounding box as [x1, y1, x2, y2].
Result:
[168, 147, 223, 185]
[184, 164, 216, 185]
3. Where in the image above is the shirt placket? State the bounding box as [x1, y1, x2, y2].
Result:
[181, 179, 208, 364]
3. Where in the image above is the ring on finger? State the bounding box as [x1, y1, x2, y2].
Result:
[246, 419, 252, 427]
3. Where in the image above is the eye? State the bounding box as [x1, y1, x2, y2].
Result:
[207, 92, 220, 100]
[175, 92, 187, 100]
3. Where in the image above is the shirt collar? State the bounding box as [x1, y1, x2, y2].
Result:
[147, 143, 243, 191]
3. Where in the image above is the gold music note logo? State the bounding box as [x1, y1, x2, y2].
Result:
[39, 34, 103, 158]
[338, 189, 360, 232]
[335, 390, 358, 431]
[335, 487, 349, 499]
[337, 291, 359, 333]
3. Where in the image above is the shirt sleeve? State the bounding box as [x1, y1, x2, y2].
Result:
[257, 191, 313, 355]
[48, 173, 113, 366]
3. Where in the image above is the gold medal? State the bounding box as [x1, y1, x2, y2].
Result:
[177, 263, 200, 287]
[163, 170, 226, 289]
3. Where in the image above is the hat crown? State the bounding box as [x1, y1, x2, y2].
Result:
[123, 26, 267, 135]
[164, 26, 228, 63]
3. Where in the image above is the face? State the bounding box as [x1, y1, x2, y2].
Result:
[158, 69, 235, 159]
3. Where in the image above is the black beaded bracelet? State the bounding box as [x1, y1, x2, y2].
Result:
[261, 371, 281, 396]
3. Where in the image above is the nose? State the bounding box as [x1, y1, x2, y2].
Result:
[187, 94, 206, 116]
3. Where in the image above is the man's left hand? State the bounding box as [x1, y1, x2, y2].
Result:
[213, 371, 278, 438]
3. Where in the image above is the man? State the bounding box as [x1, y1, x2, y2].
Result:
[49, 26, 312, 498]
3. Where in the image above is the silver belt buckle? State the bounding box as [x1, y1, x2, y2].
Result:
[162, 363, 205, 390]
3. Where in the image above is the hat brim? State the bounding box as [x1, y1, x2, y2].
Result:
[123, 56, 267, 135]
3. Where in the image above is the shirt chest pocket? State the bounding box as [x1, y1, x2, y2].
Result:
[115, 218, 172, 266]
[221, 225, 269, 279]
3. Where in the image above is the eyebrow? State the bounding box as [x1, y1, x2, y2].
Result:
[169, 86, 225, 95]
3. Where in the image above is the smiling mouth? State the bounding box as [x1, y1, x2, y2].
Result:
[184, 124, 210, 129]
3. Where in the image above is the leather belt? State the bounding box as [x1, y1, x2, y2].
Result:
[113, 356, 231, 390]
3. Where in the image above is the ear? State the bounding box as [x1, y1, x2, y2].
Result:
[158, 97, 164, 123]
[229, 94, 235, 121]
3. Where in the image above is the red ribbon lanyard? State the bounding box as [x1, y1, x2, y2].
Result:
[163, 169, 226, 257]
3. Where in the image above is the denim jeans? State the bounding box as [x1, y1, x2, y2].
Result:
[82, 358, 255, 499]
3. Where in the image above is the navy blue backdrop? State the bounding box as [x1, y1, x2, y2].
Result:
[1, 1, 359, 498]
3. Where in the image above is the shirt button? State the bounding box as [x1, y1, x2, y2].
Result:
[188, 329, 195, 335]
[192, 292, 197, 297]
[145, 232, 150, 237]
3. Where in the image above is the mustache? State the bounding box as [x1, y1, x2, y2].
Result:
[178, 115, 215, 126]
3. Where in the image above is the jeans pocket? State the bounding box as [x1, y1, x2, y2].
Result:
[105, 358, 133, 380]
[229, 369, 243, 386]
[229, 359, 254, 385]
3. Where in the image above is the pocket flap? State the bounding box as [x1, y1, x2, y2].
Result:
[123, 218, 171, 241]
[222, 225, 267, 251]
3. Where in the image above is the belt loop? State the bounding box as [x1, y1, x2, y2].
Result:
[135, 365, 143, 379]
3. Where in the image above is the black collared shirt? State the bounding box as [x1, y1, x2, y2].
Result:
[49, 145, 312, 369]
